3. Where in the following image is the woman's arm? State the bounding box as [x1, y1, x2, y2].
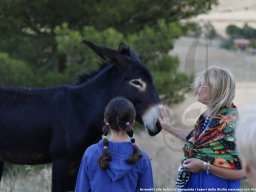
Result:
[158, 107, 192, 142]
[183, 158, 245, 180]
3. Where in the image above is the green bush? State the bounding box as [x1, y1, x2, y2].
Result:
[220, 39, 237, 51]
[0, 53, 34, 86]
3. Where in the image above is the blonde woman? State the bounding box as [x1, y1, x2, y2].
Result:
[159, 66, 245, 190]
[236, 107, 256, 188]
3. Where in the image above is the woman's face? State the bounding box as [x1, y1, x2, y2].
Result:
[195, 81, 211, 104]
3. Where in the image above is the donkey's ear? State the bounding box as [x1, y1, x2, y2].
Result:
[83, 40, 125, 65]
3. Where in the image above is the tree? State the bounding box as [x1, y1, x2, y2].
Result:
[242, 24, 256, 39]
[0, 53, 34, 86]
[0, 0, 217, 104]
[224, 24, 256, 50]
[226, 25, 243, 39]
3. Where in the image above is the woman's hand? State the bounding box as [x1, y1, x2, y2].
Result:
[158, 106, 173, 131]
[158, 106, 191, 141]
[183, 158, 246, 180]
[183, 158, 204, 173]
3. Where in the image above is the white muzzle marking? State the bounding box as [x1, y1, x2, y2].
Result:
[142, 105, 161, 134]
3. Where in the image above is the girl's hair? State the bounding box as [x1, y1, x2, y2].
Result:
[98, 97, 142, 170]
[236, 107, 256, 177]
[194, 66, 235, 117]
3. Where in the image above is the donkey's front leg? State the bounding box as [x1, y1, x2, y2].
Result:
[0, 161, 4, 182]
[52, 158, 68, 192]
[52, 158, 78, 192]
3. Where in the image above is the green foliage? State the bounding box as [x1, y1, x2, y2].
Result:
[242, 24, 256, 40]
[224, 24, 256, 50]
[226, 25, 243, 39]
[0, 0, 217, 104]
[127, 20, 181, 61]
[220, 39, 237, 50]
[151, 55, 193, 104]
[226, 23, 256, 40]
[0, 0, 217, 69]
[0, 53, 34, 86]
[182, 22, 202, 37]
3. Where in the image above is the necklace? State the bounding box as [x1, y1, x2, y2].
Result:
[201, 116, 211, 132]
[198, 116, 211, 139]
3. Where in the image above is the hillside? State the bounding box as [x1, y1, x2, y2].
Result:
[194, 0, 256, 37]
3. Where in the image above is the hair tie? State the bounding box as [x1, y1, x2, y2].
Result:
[105, 122, 110, 126]
[126, 122, 130, 126]
[102, 135, 107, 139]
[103, 145, 108, 149]
[130, 137, 135, 143]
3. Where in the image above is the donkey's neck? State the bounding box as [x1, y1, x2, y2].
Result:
[72, 65, 116, 109]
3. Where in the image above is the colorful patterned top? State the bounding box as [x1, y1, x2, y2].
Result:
[183, 105, 241, 170]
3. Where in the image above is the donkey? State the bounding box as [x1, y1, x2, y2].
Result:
[0, 40, 162, 192]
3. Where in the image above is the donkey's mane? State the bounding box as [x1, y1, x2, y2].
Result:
[76, 63, 109, 85]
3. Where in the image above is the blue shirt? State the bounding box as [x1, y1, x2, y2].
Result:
[75, 140, 154, 192]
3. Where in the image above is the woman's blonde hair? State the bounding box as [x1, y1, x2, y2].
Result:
[194, 66, 235, 117]
[236, 107, 256, 176]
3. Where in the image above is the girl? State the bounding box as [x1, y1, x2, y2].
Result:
[76, 97, 154, 192]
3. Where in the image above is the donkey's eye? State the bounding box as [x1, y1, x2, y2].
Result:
[132, 80, 141, 86]
[129, 79, 146, 92]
